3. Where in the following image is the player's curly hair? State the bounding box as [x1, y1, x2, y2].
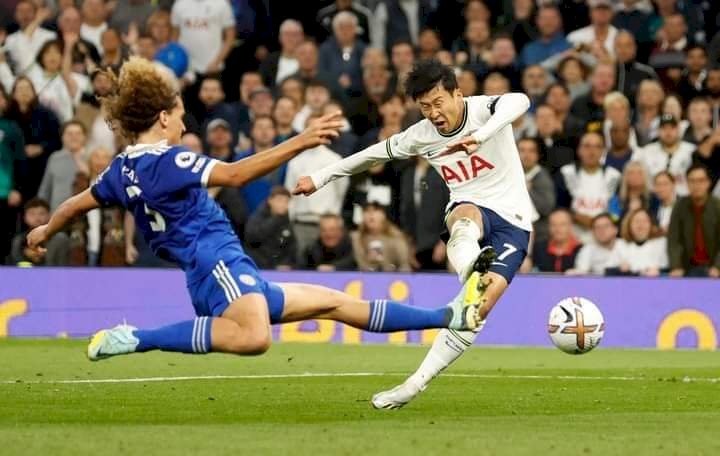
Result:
[98, 57, 178, 142]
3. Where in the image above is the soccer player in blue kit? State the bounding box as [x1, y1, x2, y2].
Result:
[26, 58, 483, 360]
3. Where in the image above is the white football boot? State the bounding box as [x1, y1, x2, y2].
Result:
[87, 323, 140, 361]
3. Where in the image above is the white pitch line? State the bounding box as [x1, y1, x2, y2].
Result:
[1, 372, 719, 385]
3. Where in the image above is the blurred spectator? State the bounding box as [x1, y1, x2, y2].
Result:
[80, 0, 108, 55]
[558, 132, 621, 242]
[400, 157, 448, 271]
[632, 114, 694, 196]
[544, 83, 585, 150]
[389, 40, 415, 95]
[57, 7, 100, 73]
[285, 114, 348, 254]
[518, 137, 556, 243]
[9, 197, 69, 266]
[533, 104, 575, 176]
[234, 70, 263, 139]
[259, 19, 303, 87]
[0, 84, 24, 261]
[351, 201, 411, 272]
[457, 69, 478, 97]
[612, 0, 655, 48]
[650, 171, 676, 233]
[205, 119, 235, 161]
[362, 47, 389, 69]
[502, 0, 536, 54]
[676, 45, 707, 105]
[292, 40, 322, 86]
[371, 0, 432, 51]
[567, 0, 617, 60]
[75, 70, 115, 153]
[21, 39, 90, 123]
[557, 56, 590, 101]
[109, 0, 156, 35]
[98, 28, 127, 73]
[695, 121, 720, 186]
[705, 68, 720, 129]
[648, 14, 688, 74]
[319, 12, 366, 95]
[322, 101, 357, 158]
[668, 165, 720, 277]
[633, 79, 664, 146]
[147, 10, 189, 80]
[84, 146, 114, 266]
[273, 96, 299, 143]
[520, 5, 570, 68]
[37, 120, 88, 212]
[244, 186, 297, 270]
[531, 208, 582, 273]
[487, 35, 521, 91]
[181, 132, 202, 152]
[613, 31, 657, 106]
[292, 80, 331, 133]
[235, 115, 280, 214]
[452, 19, 491, 72]
[483, 72, 511, 96]
[300, 213, 356, 271]
[417, 28, 442, 61]
[609, 160, 650, 220]
[5, 76, 61, 202]
[616, 208, 668, 276]
[279, 76, 306, 110]
[348, 65, 391, 136]
[244, 87, 274, 137]
[605, 117, 637, 173]
[683, 97, 713, 145]
[171, 0, 235, 76]
[196, 76, 239, 144]
[4, 0, 56, 74]
[567, 212, 623, 275]
[317, 0, 373, 44]
[570, 62, 615, 128]
[602, 91, 638, 154]
[661, 95, 689, 137]
[522, 64, 549, 113]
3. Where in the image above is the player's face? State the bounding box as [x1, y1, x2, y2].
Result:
[416, 84, 464, 134]
[163, 96, 186, 145]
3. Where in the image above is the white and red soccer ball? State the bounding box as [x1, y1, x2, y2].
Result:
[548, 297, 605, 354]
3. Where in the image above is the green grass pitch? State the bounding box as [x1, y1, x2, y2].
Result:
[1, 339, 719, 455]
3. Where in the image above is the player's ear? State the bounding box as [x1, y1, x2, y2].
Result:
[158, 110, 169, 129]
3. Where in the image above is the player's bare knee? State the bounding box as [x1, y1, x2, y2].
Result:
[244, 328, 272, 355]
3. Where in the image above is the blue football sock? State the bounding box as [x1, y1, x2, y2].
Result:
[366, 300, 450, 332]
[134, 317, 213, 354]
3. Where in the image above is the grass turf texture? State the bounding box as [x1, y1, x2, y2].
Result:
[1, 340, 719, 455]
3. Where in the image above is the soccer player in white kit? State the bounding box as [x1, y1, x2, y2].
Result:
[294, 60, 533, 409]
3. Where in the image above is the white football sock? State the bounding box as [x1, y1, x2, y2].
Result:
[446, 217, 482, 283]
[406, 325, 484, 389]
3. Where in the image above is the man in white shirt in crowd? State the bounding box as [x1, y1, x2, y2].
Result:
[632, 114, 694, 196]
[285, 113, 349, 255]
[567, 0, 618, 59]
[80, 0, 109, 55]
[559, 131, 621, 243]
[567, 212, 624, 275]
[171, 0, 235, 76]
[259, 19, 303, 87]
[4, 0, 56, 73]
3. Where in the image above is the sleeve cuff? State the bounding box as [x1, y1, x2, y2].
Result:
[201, 159, 219, 187]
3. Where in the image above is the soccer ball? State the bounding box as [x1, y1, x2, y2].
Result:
[548, 297, 605, 354]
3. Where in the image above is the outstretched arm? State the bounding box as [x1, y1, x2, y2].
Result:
[26, 188, 99, 254]
[443, 93, 530, 155]
[208, 112, 343, 188]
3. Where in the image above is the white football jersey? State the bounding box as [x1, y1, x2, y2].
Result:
[311, 95, 534, 232]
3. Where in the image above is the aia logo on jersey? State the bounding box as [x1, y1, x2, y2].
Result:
[440, 155, 495, 184]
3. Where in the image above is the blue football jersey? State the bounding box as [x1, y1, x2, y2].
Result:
[91, 141, 247, 281]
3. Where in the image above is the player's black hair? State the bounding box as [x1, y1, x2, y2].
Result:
[405, 59, 458, 100]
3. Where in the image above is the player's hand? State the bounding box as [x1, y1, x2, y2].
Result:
[293, 176, 317, 196]
[441, 135, 480, 157]
[299, 111, 343, 148]
[26, 225, 49, 255]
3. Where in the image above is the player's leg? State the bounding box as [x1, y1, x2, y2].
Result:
[276, 283, 483, 332]
[445, 203, 496, 283]
[372, 210, 529, 408]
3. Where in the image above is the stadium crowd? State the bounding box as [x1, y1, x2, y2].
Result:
[1, 0, 720, 277]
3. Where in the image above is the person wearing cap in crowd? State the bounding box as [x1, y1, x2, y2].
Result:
[632, 113, 696, 196]
[567, 0, 619, 60]
[244, 185, 297, 270]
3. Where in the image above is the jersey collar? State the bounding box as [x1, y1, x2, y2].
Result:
[437, 100, 468, 138]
